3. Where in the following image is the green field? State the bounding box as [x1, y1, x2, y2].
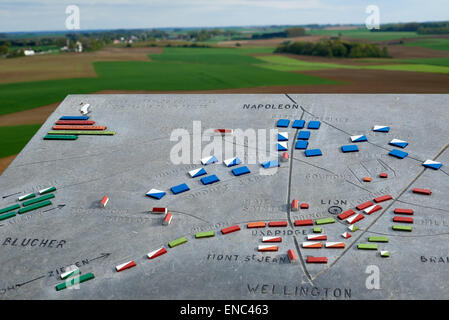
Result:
[403, 38, 449, 51]
[256, 55, 449, 74]
[0, 124, 42, 158]
[0, 47, 337, 116]
[308, 28, 421, 41]
[256, 55, 358, 71]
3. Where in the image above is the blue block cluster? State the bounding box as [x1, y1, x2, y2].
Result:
[389, 149, 408, 159]
[305, 149, 322, 157]
[201, 175, 220, 185]
[341, 145, 359, 153]
[277, 119, 290, 127]
[59, 116, 89, 120]
[297, 131, 310, 140]
[308, 121, 321, 129]
[232, 166, 251, 176]
[295, 140, 308, 150]
[171, 183, 190, 194]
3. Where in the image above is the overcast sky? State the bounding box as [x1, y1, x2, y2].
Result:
[0, 0, 447, 32]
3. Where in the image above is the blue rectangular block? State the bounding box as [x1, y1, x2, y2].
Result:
[201, 174, 220, 185]
[307, 121, 321, 129]
[292, 120, 305, 129]
[305, 149, 322, 157]
[295, 140, 308, 149]
[341, 145, 359, 153]
[232, 166, 251, 176]
[297, 131, 310, 140]
[59, 116, 89, 120]
[171, 183, 190, 194]
[389, 149, 408, 159]
[277, 119, 290, 127]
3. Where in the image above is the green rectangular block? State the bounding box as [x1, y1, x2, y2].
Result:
[18, 200, 52, 214]
[19, 193, 35, 201]
[393, 225, 412, 232]
[168, 237, 187, 248]
[0, 204, 20, 214]
[47, 130, 115, 135]
[55, 273, 95, 291]
[195, 231, 215, 239]
[381, 251, 390, 257]
[368, 236, 389, 243]
[44, 134, 78, 140]
[61, 269, 81, 280]
[40, 186, 56, 195]
[315, 217, 335, 225]
[358, 243, 378, 250]
[313, 227, 322, 233]
[23, 193, 55, 206]
[0, 211, 16, 221]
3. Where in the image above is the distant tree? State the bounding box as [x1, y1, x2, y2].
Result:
[285, 27, 306, 37]
[0, 45, 9, 55]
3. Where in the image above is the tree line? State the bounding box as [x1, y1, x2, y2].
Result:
[274, 39, 389, 58]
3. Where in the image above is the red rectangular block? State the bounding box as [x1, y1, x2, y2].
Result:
[413, 188, 431, 195]
[55, 120, 95, 125]
[393, 216, 414, 223]
[300, 203, 309, 209]
[221, 225, 241, 234]
[394, 208, 414, 215]
[374, 195, 392, 203]
[306, 257, 327, 264]
[268, 221, 288, 227]
[356, 201, 374, 210]
[379, 172, 388, 178]
[294, 219, 314, 226]
[338, 209, 356, 220]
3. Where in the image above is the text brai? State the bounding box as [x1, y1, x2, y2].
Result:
[243, 104, 299, 110]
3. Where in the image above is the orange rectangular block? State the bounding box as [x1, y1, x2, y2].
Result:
[363, 177, 372, 182]
[55, 120, 95, 125]
[221, 225, 241, 234]
[247, 221, 266, 229]
[53, 125, 107, 131]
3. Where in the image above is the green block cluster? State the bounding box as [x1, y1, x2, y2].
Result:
[0, 203, 20, 214]
[18, 200, 52, 214]
[55, 273, 95, 291]
[168, 237, 187, 248]
[195, 231, 215, 239]
[44, 134, 78, 140]
[358, 243, 378, 250]
[22, 193, 55, 206]
[368, 236, 389, 243]
[40, 186, 56, 195]
[315, 217, 335, 225]
[392, 225, 413, 232]
[0, 211, 16, 221]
